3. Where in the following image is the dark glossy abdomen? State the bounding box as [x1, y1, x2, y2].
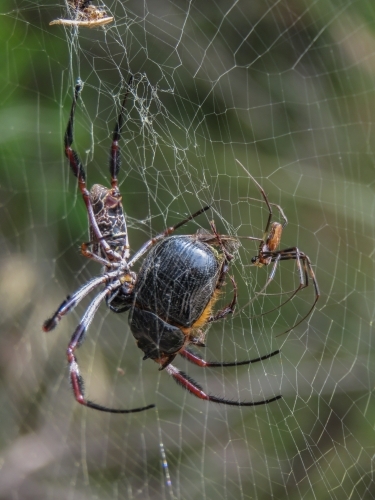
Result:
[133, 236, 221, 328]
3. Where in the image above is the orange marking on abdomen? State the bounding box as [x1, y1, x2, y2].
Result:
[266, 222, 283, 252]
[180, 288, 222, 336]
[193, 288, 221, 328]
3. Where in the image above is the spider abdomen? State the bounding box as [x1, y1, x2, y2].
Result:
[129, 235, 226, 366]
[133, 235, 223, 328]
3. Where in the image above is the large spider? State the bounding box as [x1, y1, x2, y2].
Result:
[43, 78, 281, 414]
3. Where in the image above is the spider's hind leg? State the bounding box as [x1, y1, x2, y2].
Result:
[66, 284, 155, 414]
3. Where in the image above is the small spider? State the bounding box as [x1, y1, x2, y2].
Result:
[43, 78, 282, 414]
[236, 159, 320, 334]
[49, 0, 114, 28]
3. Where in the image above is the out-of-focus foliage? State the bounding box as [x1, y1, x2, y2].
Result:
[0, 1, 375, 499]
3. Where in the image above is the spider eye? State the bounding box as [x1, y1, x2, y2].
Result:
[251, 256, 258, 264]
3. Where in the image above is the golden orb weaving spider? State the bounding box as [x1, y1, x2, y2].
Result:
[43, 79, 282, 414]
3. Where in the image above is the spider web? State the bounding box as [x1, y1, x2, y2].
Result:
[1, 0, 375, 498]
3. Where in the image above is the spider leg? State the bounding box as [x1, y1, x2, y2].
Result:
[209, 220, 234, 261]
[109, 76, 133, 190]
[128, 205, 211, 267]
[239, 197, 288, 228]
[80, 232, 129, 266]
[234, 253, 283, 320]
[43, 271, 119, 331]
[248, 247, 319, 335]
[108, 76, 134, 260]
[165, 363, 281, 406]
[208, 275, 238, 323]
[275, 250, 320, 336]
[180, 346, 280, 368]
[247, 253, 282, 304]
[64, 79, 122, 262]
[277, 248, 310, 295]
[64, 79, 86, 181]
[80, 241, 120, 267]
[236, 248, 319, 334]
[242, 236, 263, 243]
[193, 221, 239, 324]
[236, 159, 288, 234]
[67, 283, 155, 413]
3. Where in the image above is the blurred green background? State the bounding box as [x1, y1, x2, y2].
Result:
[1, 0, 375, 498]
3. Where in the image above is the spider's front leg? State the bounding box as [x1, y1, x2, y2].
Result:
[43, 271, 119, 331]
[64, 79, 122, 263]
[82, 77, 133, 263]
